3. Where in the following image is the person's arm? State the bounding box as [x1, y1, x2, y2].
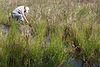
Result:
[23, 14, 29, 23]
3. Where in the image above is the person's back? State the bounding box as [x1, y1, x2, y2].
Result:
[12, 6, 25, 15]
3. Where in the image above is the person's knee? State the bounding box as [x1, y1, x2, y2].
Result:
[16, 15, 24, 22]
[19, 17, 24, 21]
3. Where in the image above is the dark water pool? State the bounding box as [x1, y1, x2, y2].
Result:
[62, 54, 99, 67]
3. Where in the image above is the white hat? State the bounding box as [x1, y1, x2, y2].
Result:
[25, 6, 29, 13]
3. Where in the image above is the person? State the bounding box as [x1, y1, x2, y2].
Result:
[11, 6, 29, 23]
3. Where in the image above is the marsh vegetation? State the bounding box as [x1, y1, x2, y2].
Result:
[0, 0, 100, 67]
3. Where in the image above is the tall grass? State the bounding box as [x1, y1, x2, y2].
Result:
[0, 0, 100, 67]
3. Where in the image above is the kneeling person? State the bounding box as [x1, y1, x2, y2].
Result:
[12, 6, 29, 23]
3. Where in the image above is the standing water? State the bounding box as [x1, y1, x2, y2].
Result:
[0, 23, 8, 38]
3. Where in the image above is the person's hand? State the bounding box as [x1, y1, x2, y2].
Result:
[26, 21, 29, 23]
[23, 15, 29, 23]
